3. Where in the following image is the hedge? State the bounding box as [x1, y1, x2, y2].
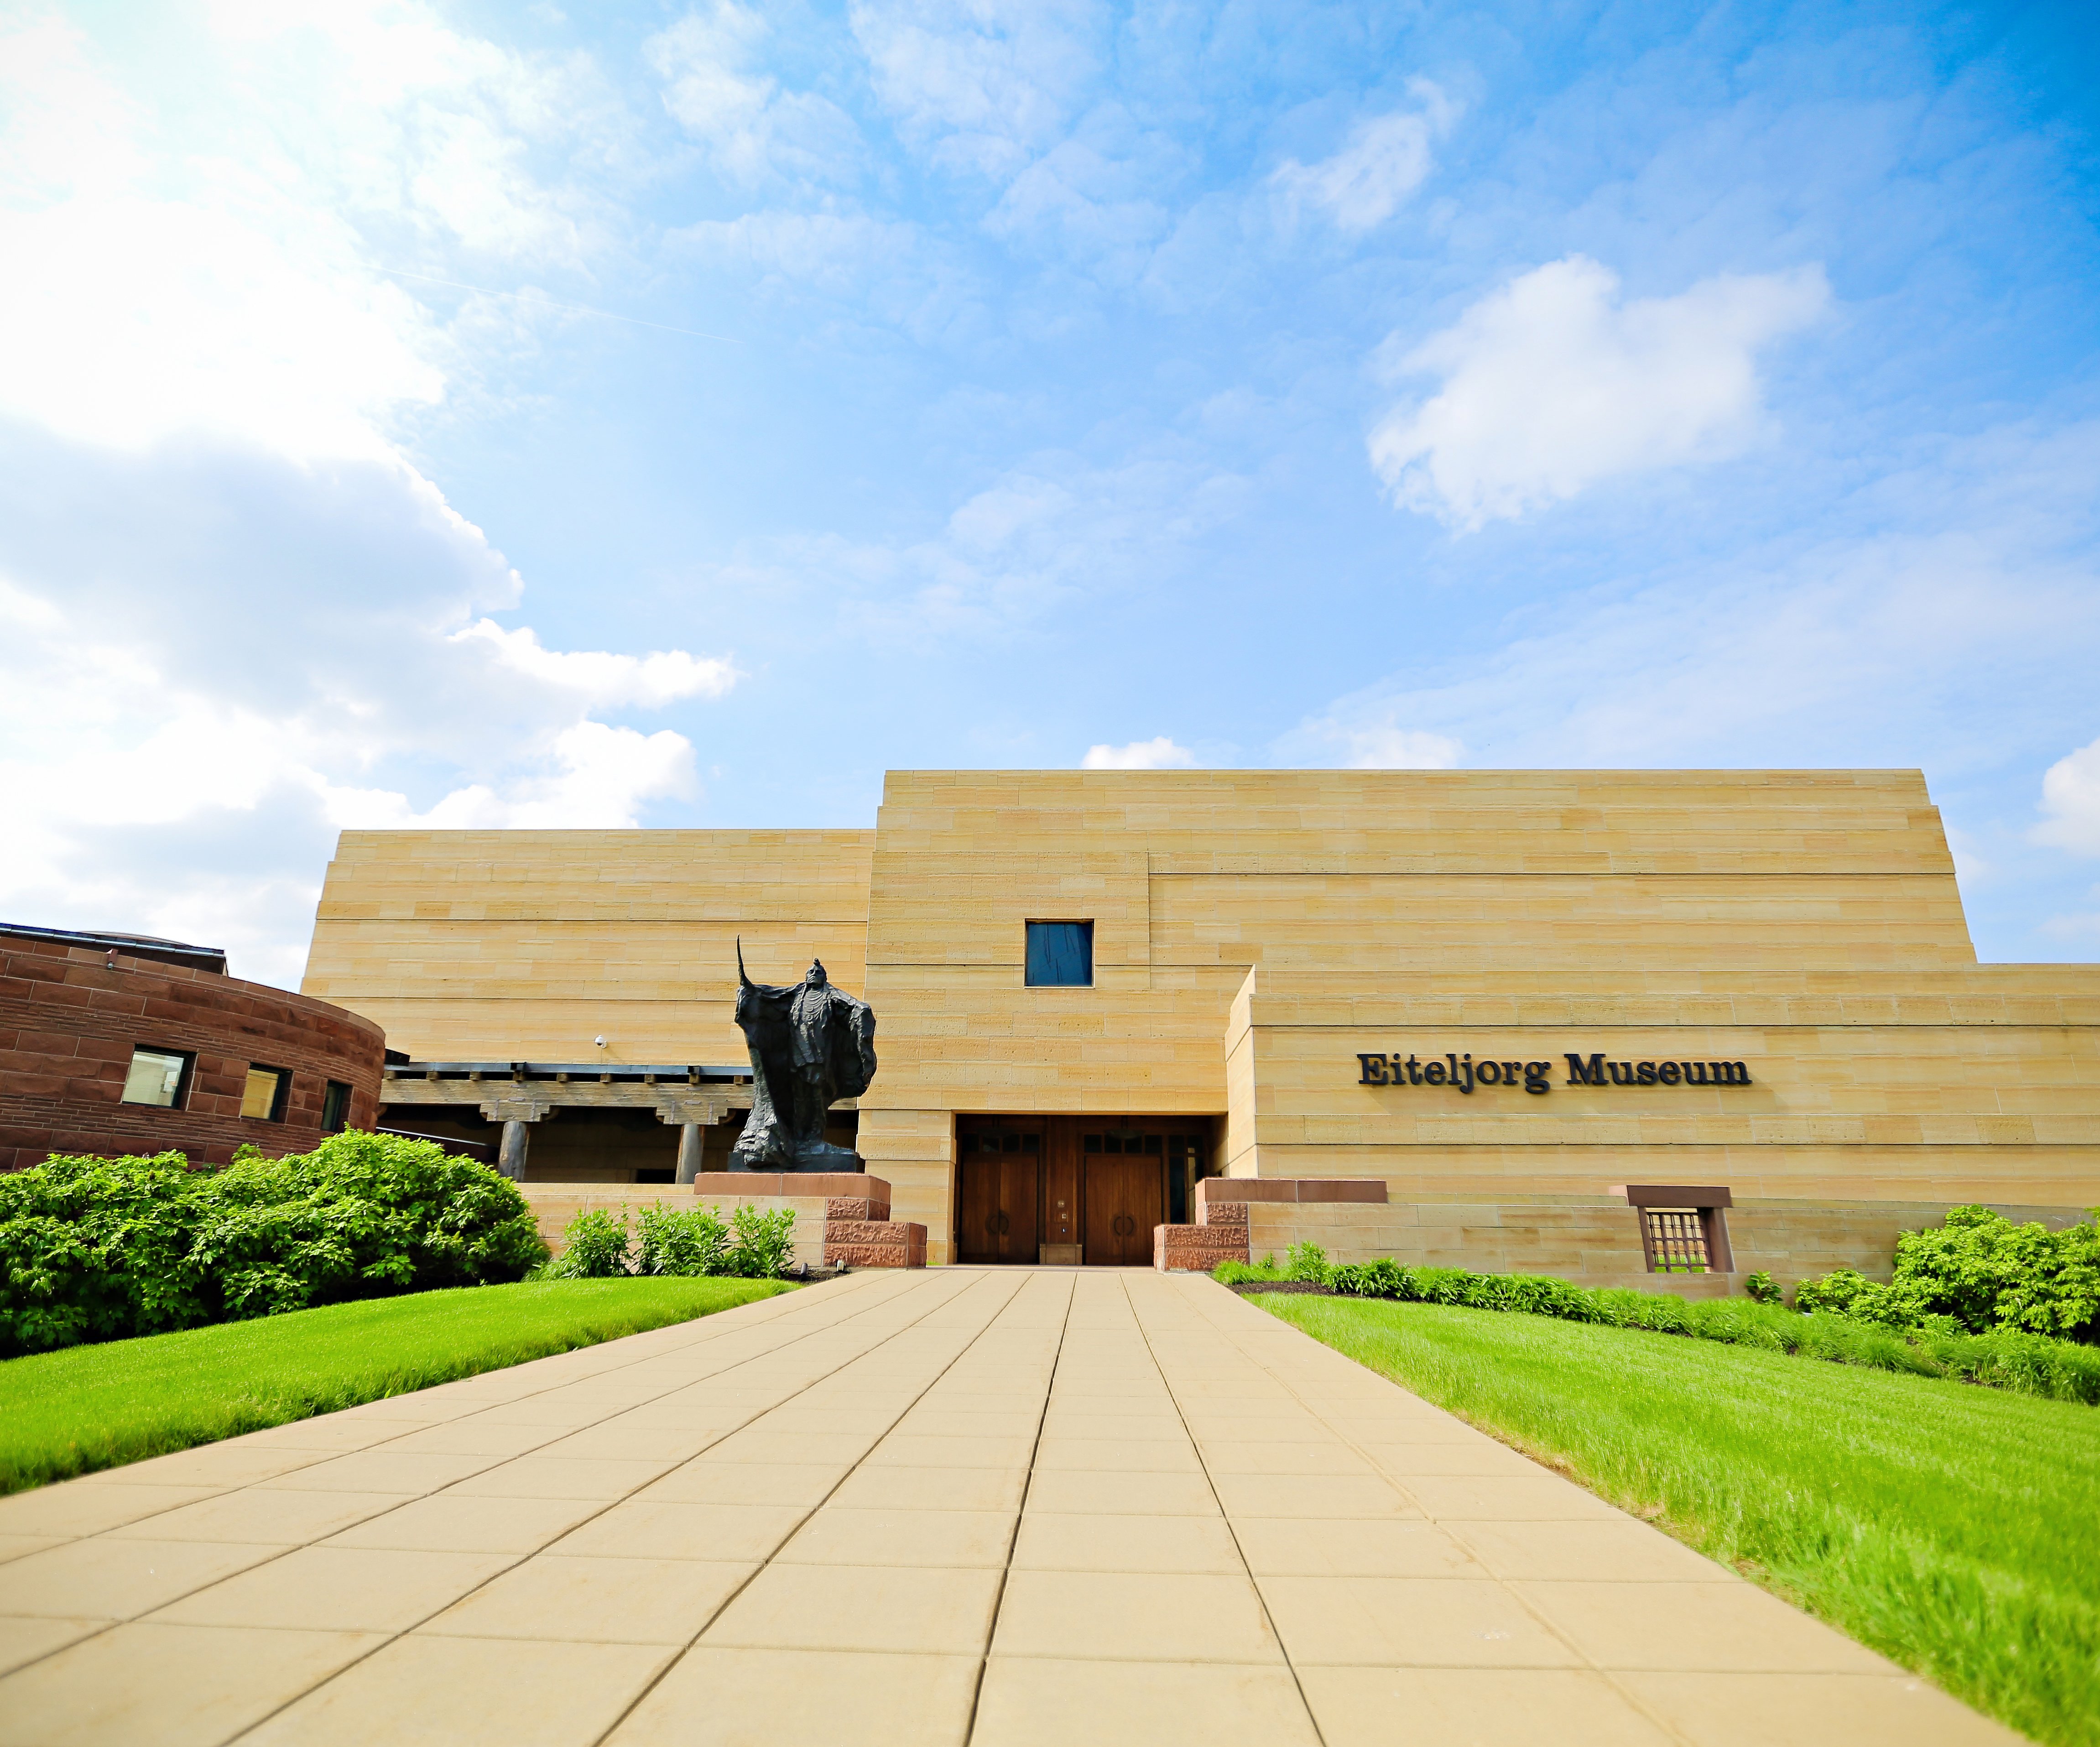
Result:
[0, 1133, 547, 1356]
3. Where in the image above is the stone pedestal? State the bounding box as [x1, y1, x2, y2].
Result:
[1153, 1178, 1390, 1272]
[689, 1172, 927, 1269]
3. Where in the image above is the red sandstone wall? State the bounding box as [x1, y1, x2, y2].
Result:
[0, 935, 387, 1171]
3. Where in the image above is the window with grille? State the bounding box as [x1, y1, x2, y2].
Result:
[1642, 1208, 1711, 1273]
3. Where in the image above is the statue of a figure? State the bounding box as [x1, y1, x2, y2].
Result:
[730, 942, 877, 1171]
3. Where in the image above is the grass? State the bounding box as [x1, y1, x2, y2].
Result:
[1262, 1294, 2100, 1747]
[0, 1277, 791, 1495]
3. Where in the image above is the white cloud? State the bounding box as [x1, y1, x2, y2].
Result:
[647, 3, 862, 188]
[1082, 736, 1196, 770]
[453, 621, 740, 707]
[2035, 736, 2100, 856]
[1271, 83, 1458, 232]
[0, 15, 724, 987]
[1284, 716, 1463, 770]
[849, 0, 1106, 181]
[1369, 255, 1829, 529]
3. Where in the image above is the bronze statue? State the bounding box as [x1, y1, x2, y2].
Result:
[730, 942, 877, 1170]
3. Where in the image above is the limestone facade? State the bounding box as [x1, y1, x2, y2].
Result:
[302, 769, 2100, 1284]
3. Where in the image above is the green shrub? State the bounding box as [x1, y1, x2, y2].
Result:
[552, 1202, 798, 1282]
[1793, 1208, 2100, 1343]
[1744, 1270, 1782, 1304]
[635, 1204, 731, 1277]
[0, 1135, 547, 1356]
[1284, 1241, 1332, 1283]
[1295, 1249, 2100, 1405]
[544, 1209, 634, 1278]
[726, 1205, 797, 1278]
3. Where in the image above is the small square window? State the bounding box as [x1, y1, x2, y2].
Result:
[241, 1066, 291, 1122]
[121, 1048, 192, 1108]
[322, 1080, 352, 1134]
[1025, 920, 1093, 987]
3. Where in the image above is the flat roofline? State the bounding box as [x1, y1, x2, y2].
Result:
[385, 1061, 750, 1082]
[0, 922, 228, 975]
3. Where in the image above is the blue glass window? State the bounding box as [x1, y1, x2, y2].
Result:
[1025, 921, 1094, 987]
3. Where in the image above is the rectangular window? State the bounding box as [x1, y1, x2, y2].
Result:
[322, 1080, 352, 1134]
[1642, 1208, 1711, 1273]
[121, 1047, 192, 1108]
[241, 1065, 291, 1122]
[1025, 920, 1094, 987]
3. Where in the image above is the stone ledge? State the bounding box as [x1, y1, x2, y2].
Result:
[691, 1171, 890, 1200]
[826, 1221, 926, 1269]
[1196, 1178, 1389, 1208]
[825, 1195, 891, 1221]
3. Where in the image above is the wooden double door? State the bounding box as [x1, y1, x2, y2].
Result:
[956, 1117, 1209, 1267]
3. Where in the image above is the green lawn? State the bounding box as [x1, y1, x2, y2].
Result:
[1261, 1293, 2100, 1747]
[0, 1277, 791, 1495]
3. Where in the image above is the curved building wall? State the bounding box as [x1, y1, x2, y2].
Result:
[0, 932, 386, 1171]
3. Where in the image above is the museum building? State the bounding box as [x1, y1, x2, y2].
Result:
[302, 769, 2100, 1289]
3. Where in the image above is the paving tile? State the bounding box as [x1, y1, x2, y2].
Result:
[422, 1555, 753, 1644]
[973, 1657, 1320, 1747]
[703, 1561, 1002, 1654]
[1301, 1665, 1678, 1745]
[444, 1456, 679, 1500]
[891, 1408, 1044, 1440]
[0, 1534, 66, 1566]
[1401, 1475, 1623, 1522]
[1356, 1439, 1551, 1478]
[548, 1500, 806, 1562]
[1233, 1517, 1487, 1578]
[635, 1460, 846, 1507]
[243, 1417, 433, 1453]
[148, 1546, 517, 1632]
[1199, 1441, 1376, 1476]
[1621, 1671, 2023, 1746]
[701, 1430, 880, 1467]
[604, 1644, 979, 1746]
[1452, 1519, 1725, 1582]
[0, 1537, 288, 1620]
[1324, 1414, 1493, 1445]
[1514, 1579, 1894, 1674]
[326, 1494, 601, 1555]
[0, 1483, 218, 1539]
[257, 1449, 502, 1495]
[1023, 1470, 1219, 1516]
[356, 1421, 565, 1458]
[773, 1507, 1016, 1568]
[1212, 1473, 1416, 1520]
[828, 1464, 1029, 1513]
[1258, 1575, 1582, 1668]
[243, 1633, 673, 1747]
[0, 1615, 103, 1679]
[992, 1570, 1283, 1663]
[1031, 1437, 1202, 1473]
[1010, 1512, 1245, 1575]
[107, 1486, 404, 1545]
[864, 1434, 1036, 1469]
[1036, 1410, 1185, 1439]
[528, 1424, 731, 1463]
[78, 1444, 327, 1488]
[0, 1620, 380, 1747]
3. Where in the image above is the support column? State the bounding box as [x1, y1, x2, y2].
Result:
[676, 1123, 704, 1184]
[498, 1119, 530, 1181]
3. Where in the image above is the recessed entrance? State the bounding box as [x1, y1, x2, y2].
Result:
[955, 1116, 1215, 1265]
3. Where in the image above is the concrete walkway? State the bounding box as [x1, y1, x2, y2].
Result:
[0, 1270, 2012, 1747]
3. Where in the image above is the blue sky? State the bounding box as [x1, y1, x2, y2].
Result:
[1, 0, 2096, 985]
